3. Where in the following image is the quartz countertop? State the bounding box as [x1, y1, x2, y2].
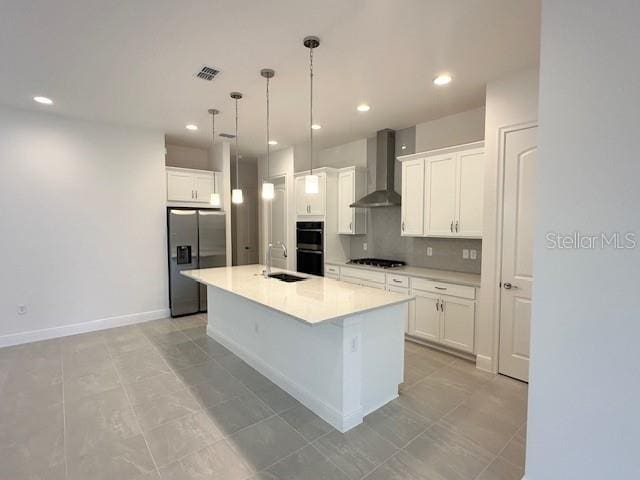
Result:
[325, 260, 481, 287]
[181, 265, 413, 325]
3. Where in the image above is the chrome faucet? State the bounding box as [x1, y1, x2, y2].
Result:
[264, 242, 288, 278]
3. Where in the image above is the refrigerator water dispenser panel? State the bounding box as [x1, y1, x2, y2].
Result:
[176, 245, 192, 265]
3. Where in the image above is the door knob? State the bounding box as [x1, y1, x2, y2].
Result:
[503, 282, 518, 290]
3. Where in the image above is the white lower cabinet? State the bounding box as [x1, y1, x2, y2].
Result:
[410, 284, 475, 353]
[411, 291, 440, 342]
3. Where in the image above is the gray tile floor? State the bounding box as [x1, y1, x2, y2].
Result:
[0, 315, 527, 480]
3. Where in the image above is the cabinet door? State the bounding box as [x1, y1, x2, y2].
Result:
[412, 291, 440, 342]
[194, 173, 214, 203]
[341, 276, 361, 286]
[456, 149, 484, 237]
[440, 296, 475, 353]
[425, 154, 457, 236]
[338, 170, 355, 233]
[308, 173, 326, 215]
[295, 176, 309, 215]
[401, 159, 425, 235]
[167, 170, 195, 202]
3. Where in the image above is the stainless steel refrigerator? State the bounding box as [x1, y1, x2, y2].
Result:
[167, 208, 226, 317]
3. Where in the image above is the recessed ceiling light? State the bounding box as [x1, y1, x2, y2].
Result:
[268, 140, 278, 145]
[311, 124, 322, 130]
[357, 104, 371, 112]
[185, 124, 198, 131]
[433, 74, 452, 86]
[33, 96, 53, 105]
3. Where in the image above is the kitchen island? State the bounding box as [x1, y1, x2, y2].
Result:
[182, 264, 412, 432]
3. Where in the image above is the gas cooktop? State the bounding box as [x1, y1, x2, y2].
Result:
[347, 258, 406, 269]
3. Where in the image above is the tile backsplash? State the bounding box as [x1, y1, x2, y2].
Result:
[350, 207, 482, 274]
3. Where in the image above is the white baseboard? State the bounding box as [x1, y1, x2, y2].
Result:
[207, 325, 361, 433]
[0, 308, 171, 348]
[475, 354, 495, 373]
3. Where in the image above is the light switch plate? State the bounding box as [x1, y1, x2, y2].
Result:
[363, 242, 368, 251]
[470, 249, 477, 260]
[426, 247, 433, 256]
[462, 249, 469, 259]
[17, 304, 27, 315]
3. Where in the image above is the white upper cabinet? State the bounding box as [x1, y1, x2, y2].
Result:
[425, 153, 457, 236]
[338, 167, 367, 235]
[399, 142, 484, 238]
[295, 171, 327, 216]
[456, 148, 484, 237]
[401, 159, 425, 236]
[166, 167, 221, 205]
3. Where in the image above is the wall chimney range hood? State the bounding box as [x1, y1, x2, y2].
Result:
[350, 129, 401, 208]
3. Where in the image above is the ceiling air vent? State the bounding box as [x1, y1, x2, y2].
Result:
[219, 133, 235, 139]
[195, 65, 221, 81]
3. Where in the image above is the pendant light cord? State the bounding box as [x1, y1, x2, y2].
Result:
[309, 45, 314, 175]
[235, 97, 240, 189]
[266, 76, 270, 177]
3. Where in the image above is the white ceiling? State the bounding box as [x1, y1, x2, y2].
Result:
[0, 0, 540, 157]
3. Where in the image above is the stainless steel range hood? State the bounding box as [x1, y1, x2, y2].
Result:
[350, 129, 401, 208]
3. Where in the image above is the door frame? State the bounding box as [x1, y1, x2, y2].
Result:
[491, 121, 538, 376]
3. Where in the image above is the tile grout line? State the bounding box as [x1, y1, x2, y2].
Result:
[105, 333, 163, 479]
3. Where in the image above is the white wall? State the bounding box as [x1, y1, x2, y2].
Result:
[210, 141, 232, 266]
[415, 106, 485, 152]
[527, 1, 640, 478]
[476, 68, 539, 372]
[0, 106, 168, 346]
[165, 143, 210, 170]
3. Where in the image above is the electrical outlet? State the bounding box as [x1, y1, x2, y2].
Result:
[470, 249, 477, 260]
[17, 304, 27, 315]
[426, 247, 433, 256]
[363, 242, 368, 251]
[462, 249, 469, 259]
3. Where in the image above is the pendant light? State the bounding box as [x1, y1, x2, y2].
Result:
[304, 36, 320, 194]
[230, 92, 244, 204]
[207, 108, 222, 207]
[261, 69, 275, 200]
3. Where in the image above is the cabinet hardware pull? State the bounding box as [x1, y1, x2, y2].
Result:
[349, 222, 352, 231]
[393, 279, 402, 283]
[434, 286, 447, 290]
[401, 221, 405, 232]
[455, 220, 459, 232]
[435, 300, 439, 312]
[450, 221, 453, 232]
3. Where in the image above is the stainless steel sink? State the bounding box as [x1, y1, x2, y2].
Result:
[268, 273, 307, 283]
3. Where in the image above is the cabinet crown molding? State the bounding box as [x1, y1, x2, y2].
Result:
[397, 140, 484, 162]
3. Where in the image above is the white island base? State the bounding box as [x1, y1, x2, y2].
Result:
[205, 286, 406, 432]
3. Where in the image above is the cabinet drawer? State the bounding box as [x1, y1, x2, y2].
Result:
[340, 266, 386, 284]
[325, 264, 340, 276]
[411, 278, 475, 300]
[386, 274, 409, 288]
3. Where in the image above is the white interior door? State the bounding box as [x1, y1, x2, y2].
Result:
[425, 154, 457, 236]
[268, 180, 287, 269]
[499, 126, 537, 382]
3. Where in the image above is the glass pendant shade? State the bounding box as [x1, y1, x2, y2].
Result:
[305, 174, 319, 194]
[231, 189, 244, 204]
[262, 182, 275, 200]
[209, 192, 221, 207]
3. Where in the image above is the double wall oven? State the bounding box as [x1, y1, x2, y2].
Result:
[296, 221, 324, 276]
